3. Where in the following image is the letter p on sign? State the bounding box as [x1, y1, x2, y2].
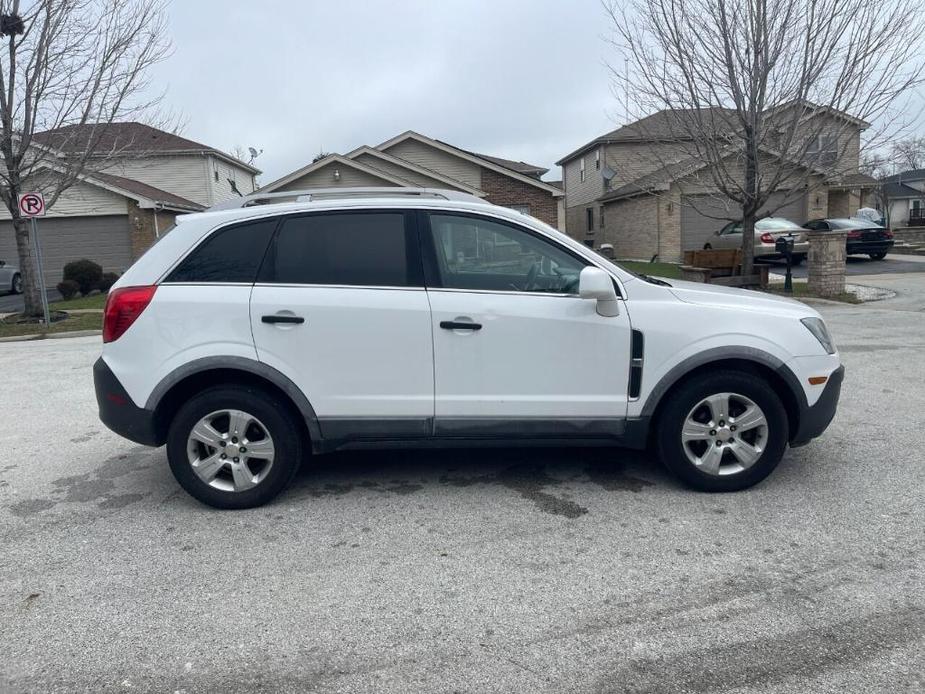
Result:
[18, 192, 46, 217]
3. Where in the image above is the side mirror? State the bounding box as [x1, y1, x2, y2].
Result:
[579, 266, 619, 317]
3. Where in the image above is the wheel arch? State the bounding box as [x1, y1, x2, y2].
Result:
[640, 349, 807, 445]
[146, 357, 322, 449]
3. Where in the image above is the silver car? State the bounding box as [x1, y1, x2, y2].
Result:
[704, 217, 809, 263]
[0, 259, 23, 294]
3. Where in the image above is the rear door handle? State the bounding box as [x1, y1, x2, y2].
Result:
[262, 314, 305, 324]
[440, 321, 482, 331]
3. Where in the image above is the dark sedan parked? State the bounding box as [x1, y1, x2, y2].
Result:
[802, 218, 894, 260]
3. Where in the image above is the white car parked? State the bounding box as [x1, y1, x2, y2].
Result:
[94, 188, 844, 509]
[0, 259, 22, 294]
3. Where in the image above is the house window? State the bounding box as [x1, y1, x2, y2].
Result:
[595, 149, 601, 170]
[580, 157, 586, 182]
[508, 204, 531, 216]
[586, 207, 594, 232]
[600, 206, 605, 229]
[806, 134, 838, 165]
[213, 169, 219, 182]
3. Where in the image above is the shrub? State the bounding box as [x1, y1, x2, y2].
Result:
[56, 279, 80, 300]
[63, 259, 103, 296]
[98, 272, 120, 293]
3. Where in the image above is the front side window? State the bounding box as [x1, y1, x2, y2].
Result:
[428, 213, 586, 294]
[262, 212, 417, 287]
[166, 218, 277, 283]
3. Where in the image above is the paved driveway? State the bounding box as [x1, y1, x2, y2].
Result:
[1, 295, 923, 692]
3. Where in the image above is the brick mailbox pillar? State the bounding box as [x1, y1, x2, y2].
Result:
[807, 230, 847, 297]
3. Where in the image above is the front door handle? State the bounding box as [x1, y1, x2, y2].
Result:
[262, 314, 305, 324]
[440, 321, 482, 331]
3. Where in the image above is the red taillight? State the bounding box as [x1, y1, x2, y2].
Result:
[884, 229, 893, 239]
[759, 232, 775, 244]
[103, 285, 157, 343]
[846, 230, 862, 239]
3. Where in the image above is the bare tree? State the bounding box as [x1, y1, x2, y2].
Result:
[890, 136, 925, 171]
[0, 0, 171, 317]
[605, 0, 924, 275]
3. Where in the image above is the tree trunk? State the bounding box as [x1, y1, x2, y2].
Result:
[11, 214, 44, 317]
[742, 129, 758, 277]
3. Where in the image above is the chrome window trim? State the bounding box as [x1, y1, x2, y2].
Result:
[252, 283, 425, 292]
[425, 287, 581, 299]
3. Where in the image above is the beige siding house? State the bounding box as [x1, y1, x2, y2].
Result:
[556, 102, 876, 261]
[0, 123, 259, 284]
[259, 131, 565, 230]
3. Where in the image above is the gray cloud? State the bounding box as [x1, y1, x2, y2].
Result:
[152, 0, 621, 182]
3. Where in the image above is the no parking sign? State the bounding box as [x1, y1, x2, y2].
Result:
[18, 192, 46, 217]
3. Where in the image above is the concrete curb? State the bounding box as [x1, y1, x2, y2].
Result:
[0, 329, 101, 344]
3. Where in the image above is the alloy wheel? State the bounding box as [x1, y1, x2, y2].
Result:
[186, 409, 276, 492]
[681, 392, 769, 476]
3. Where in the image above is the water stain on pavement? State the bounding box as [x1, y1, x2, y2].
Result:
[6, 447, 152, 517]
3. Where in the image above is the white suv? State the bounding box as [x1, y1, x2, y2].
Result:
[94, 188, 843, 509]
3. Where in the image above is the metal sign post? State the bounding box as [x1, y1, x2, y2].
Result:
[18, 192, 50, 326]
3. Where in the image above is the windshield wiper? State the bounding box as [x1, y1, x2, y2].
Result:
[638, 273, 671, 287]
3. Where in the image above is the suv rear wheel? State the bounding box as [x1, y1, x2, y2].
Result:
[655, 371, 788, 492]
[167, 386, 303, 509]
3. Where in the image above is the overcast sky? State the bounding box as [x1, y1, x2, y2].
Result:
[150, 0, 622, 183]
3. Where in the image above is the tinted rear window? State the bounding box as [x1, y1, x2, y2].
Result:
[166, 219, 277, 283]
[263, 212, 416, 287]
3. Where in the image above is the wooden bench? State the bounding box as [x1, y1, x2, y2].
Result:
[680, 249, 768, 287]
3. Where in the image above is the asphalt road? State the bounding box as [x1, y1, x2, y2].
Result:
[1, 290, 924, 692]
[765, 252, 925, 278]
[0, 288, 61, 314]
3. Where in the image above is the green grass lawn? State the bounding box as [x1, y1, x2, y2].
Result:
[49, 292, 107, 310]
[0, 312, 102, 338]
[613, 260, 684, 279]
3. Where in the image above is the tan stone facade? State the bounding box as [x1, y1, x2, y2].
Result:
[807, 230, 847, 297]
[598, 187, 683, 262]
[479, 167, 559, 228]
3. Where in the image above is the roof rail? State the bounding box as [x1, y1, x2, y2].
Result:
[207, 187, 485, 212]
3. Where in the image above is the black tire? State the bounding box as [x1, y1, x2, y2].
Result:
[654, 370, 789, 492]
[703, 243, 712, 250]
[869, 252, 887, 260]
[11, 273, 22, 294]
[791, 254, 805, 265]
[167, 386, 304, 509]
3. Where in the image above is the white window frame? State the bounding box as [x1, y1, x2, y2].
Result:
[595, 149, 601, 170]
[579, 157, 586, 182]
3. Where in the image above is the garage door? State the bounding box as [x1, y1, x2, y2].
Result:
[680, 192, 806, 252]
[0, 215, 132, 286]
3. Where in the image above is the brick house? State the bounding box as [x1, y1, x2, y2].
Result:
[555, 102, 877, 261]
[258, 131, 565, 230]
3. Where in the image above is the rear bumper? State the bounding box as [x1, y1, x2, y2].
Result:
[93, 358, 161, 446]
[790, 364, 844, 447]
[846, 240, 893, 255]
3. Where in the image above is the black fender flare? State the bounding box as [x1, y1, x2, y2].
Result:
[145, 356, 323, 444]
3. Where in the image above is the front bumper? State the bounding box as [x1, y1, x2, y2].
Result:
[93, 358, 161, 446]
[790, 364, 845, 447]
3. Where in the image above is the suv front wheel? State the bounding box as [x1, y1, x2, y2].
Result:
[655, 371, 788, 492]
[167, 386, 303, 509]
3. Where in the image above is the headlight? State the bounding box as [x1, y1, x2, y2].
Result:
[801, 317, 836, 354]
